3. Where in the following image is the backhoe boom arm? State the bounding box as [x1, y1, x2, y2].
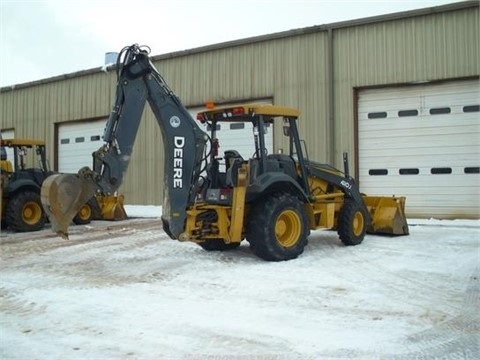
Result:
[42, 44, 207, 238]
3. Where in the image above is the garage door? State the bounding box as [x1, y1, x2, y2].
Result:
[358, 79, 479, 219]
[58, 120, 106, 173]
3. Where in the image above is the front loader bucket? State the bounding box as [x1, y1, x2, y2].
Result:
[362, 196, 409, 236]
[95, 194, 128, 221]
[41, 173, 97, 239]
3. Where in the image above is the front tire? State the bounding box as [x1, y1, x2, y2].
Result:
[5, 191, 46, 232]
[246, 193, 309, 261]
[337, 200, 368, 246]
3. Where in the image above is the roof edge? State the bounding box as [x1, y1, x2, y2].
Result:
[153, 0, 478, 60]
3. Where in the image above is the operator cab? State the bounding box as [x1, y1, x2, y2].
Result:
[0, 139, 52, 186]
[196, 104, 308, 204]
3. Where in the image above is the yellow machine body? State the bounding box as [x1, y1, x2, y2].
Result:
[95, 194, 128, 221]
[363, 196, 409, 235]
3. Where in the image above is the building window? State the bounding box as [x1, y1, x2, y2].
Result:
[429, 107, 451, 115]
[465, 167, 479, 174]
[431, 167, 452, 174]
[399, 168, 419, 175]
[90, 135, 101, 141]
[230, 123, 245, 130]
[207, 124, 220, 131]
[367, 112, 387, 119]
[398, 109, 418, 117]
[75, 137, 85, 143]
[463, 105, 479, 113]
[60, 138, 70, 144]
[369, 169, 388, 176]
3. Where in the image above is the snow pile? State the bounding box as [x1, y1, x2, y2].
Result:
[124, 205, 162, 218]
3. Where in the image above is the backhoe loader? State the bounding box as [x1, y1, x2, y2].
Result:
[0, 138, 127, 232]
[41, 44, 408, 261]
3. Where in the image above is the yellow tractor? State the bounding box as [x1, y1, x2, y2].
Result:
[41, 44, 408, 261]
[0, 138, 127, 232]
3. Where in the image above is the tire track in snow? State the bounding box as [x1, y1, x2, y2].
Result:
[308, 231, 465, 314]
[0, 219, 160, 259]
[303, 230, 479, 357]
[0, 219, 179, 316]
[35, 229, 175, 288]
[306, 231, 480, 359]
[395, 267, 480, 359]
[0, 286, 47, 316]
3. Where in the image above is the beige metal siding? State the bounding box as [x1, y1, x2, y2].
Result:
[335, 8, 479, 85]
[124, 107, 164, 204]
[0, 73, 115, 145]
[1, 2, 478, 206]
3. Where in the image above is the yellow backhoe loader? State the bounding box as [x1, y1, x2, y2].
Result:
[0, 138, 127, 232]
[41, 44, 408, 260]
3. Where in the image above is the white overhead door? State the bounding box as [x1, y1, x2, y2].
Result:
[358, 79, 480, 219]
[58, 120, 106, 173]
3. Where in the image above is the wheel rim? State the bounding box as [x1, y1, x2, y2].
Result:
[352, 211, 365, 237]
[77, 205, 92, 221]
[275, 210, 301, 247]
[22, 201, 42, 225]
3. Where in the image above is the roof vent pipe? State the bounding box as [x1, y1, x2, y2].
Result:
[104, 52, 118, 66]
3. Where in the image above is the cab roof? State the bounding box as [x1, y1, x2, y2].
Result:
[197, 103, 300, 122]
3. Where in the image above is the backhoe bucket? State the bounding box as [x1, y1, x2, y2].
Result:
[41, 173, 97, 239]
[95, 194, 128, 221]
[362, 196, 409, 236]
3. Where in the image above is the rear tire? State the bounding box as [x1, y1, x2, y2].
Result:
[246, 193, 309, 261]
[5, 191, 46, 232]
[337, 200, 368, 246]
[198, 239, 241, 251]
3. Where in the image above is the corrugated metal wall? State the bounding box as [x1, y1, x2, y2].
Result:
[1, 2, 478, 205]
[0, 72, 116, 155]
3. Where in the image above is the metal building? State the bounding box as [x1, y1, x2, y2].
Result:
[1, 1, 479, 218]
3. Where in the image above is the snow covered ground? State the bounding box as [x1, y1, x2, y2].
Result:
[1, 206, 479, 359]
